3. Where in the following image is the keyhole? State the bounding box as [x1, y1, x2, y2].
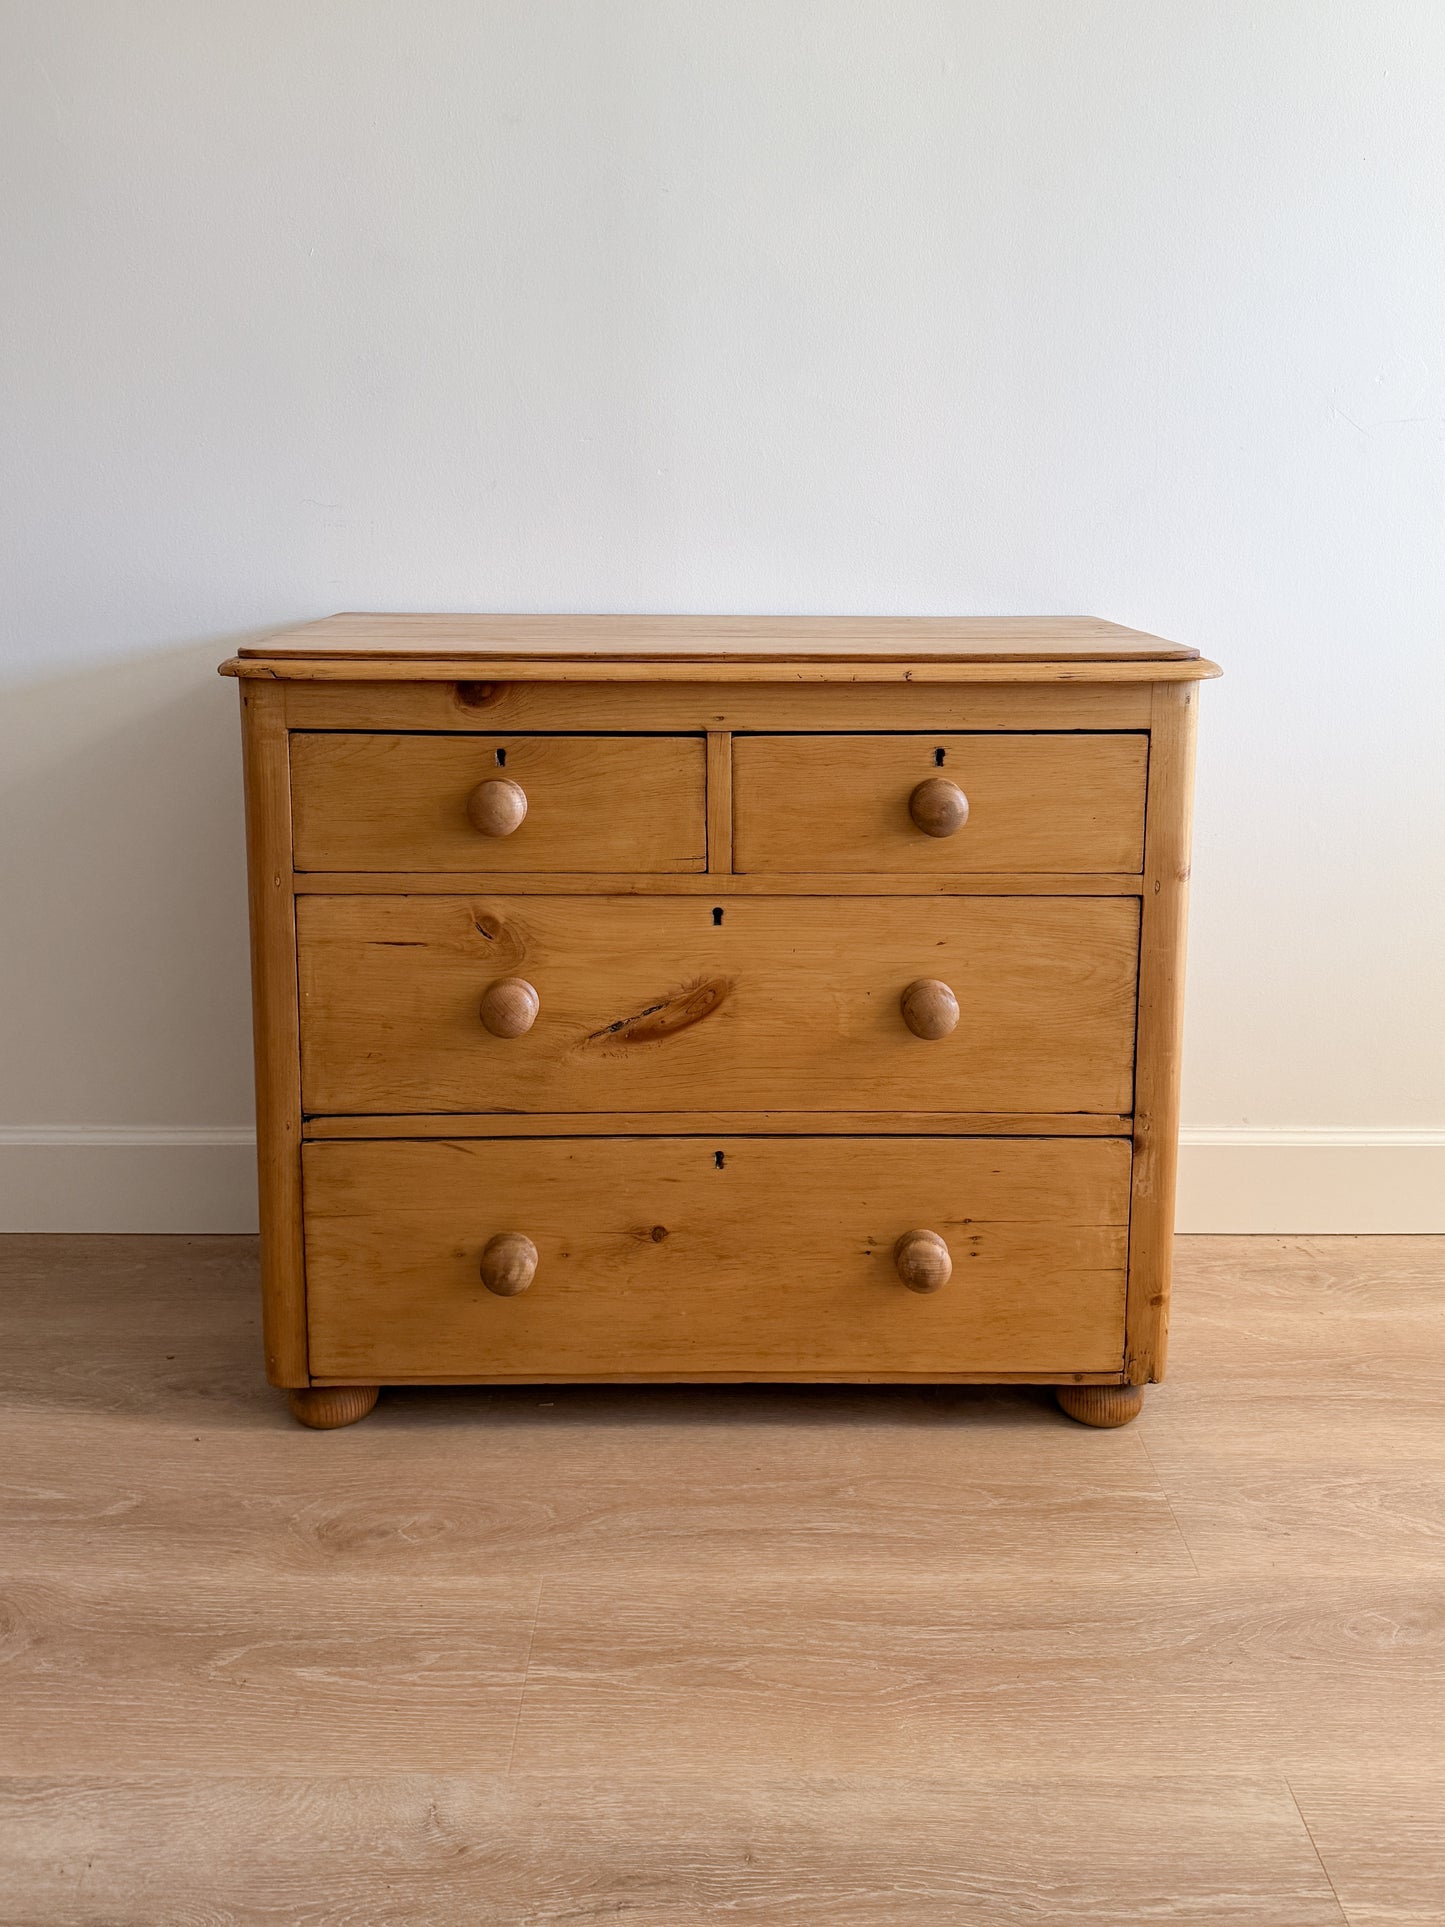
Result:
[712, 907, 724, 926]
[714, 1151, 725, 1169]
[934, 746, 945, 767]
[495, 747, 507, 767]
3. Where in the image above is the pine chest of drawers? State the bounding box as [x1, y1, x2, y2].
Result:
[222, 616, 1218, 1429]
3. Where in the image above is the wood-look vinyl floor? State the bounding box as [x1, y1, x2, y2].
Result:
[2, 1234, 1443, 1924]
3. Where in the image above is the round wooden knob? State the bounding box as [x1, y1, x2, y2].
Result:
[894, 1229, 952, 1294]
[908, 777, 969, 838]
[480, 1231, 538, 1296]
[466, 777, 528, 837]
[900, 978, 959, 1040]
[479, 977, 539, 1037]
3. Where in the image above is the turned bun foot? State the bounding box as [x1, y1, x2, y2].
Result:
[288, 1385, 380, 1429]
[1055, 1383, 1145, 1429]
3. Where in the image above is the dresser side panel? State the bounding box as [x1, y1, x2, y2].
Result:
[239, 682, 309, 1385]
[1125, 681, 1200, 1382]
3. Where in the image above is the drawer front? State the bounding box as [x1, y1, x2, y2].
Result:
[298, 895, 1138, 1115]
[303, 1136, 1131, 1378]
[290, 732, 707, 873]
[733, 733, 1147, 873]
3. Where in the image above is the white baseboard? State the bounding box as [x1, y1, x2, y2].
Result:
[0, 1127, 1440, 1235]
[1176, 1128, 1445, 1233]
[0, 1128, 260, 1233]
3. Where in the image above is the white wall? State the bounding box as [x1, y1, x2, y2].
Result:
[3, 1, 1443, 1231]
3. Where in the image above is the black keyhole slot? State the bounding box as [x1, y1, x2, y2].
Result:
[714, 1151, 725, 1169]
[933, 746, 945, 767]
[495, 747, 507, 767]
[712, 906, 724, 926]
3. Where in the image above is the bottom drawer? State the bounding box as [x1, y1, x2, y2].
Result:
[302, 1137, 1131, 1380]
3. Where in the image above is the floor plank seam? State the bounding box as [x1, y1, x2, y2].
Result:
[1286, 1777, 1353, 1927]
[505, 1577, 546, 1776]
[1135, 1427, 1203, 1579]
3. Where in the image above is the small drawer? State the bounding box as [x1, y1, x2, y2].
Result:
[290, 732, 707, 873]
[297, 894, 1139, 1116]
[303, 1135, 1131, 1380]
[733, 733, 1148, 873]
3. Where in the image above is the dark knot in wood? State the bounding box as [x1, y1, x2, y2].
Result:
[455, 680, 504, 709]
[586, 976, 732, 1046]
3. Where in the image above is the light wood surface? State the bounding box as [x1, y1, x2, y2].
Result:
[230, 610, 1204, 661]
[287, 1383, 379, 1428]
[908, 773, 970, 837]
[899, 976, 961, 1040]
[301, 1137, 1131, 1380]
[0, 1773, 1359, 1926]
[735, 733, 1147, 874]
[706, 729, 733, 874]
[302, 1110, 1134, 1138]
[477, 975, 540, 1038]
[314, 1369, 1131, 1386]
[296, 894, 1139, 1115]
[1125, 680, 1200, 1383]
[291, 868, 1148, 896]
[1055, 1381, 1146, 1427]
[282, 677, 1156, 731]
[464, 775, 528, 837]
[479, 1230, 539, 1298]
[1286, 1780, 1445, 1926]
[229, 654, 1220, 684]
[236, 683, 308, 1387]
[291, 731, 707, 873]
[229, 636, 1205, 1479]
[2, 1232, 1441, 1922]
[893, 1228, 953, 1294]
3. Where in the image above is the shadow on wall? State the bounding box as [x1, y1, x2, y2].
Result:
[0, 634, 270, 1132]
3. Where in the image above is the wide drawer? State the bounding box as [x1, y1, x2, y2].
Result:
[290, 732, 707, 872]
[733, 733, 1147, 873]
[303, 1136, 1131, 1379]
[297, 895, 1139, 1115]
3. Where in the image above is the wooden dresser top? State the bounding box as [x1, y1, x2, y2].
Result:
[221, 614, 1220, 683]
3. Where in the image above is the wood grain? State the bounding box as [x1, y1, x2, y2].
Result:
[478, 1230, 539, 1298]
[706, 729, 733, 874]
[288, 1383, 378, 1428]
[893, 1227, 953, 1293]
[0, 1572, 541, 1774]
[296, 894, 1140, 1116]
[0, 1407, 1189, 1582]
[1143, 1235, 1445, 1577]
[231, 610, 1204, 660]
[0, 1774, 1348, 1926]
[281, 677, 1156, 731]
[908, 773, 970, 836]
[477, 975, 540, 1038]
[301, 1137, 1131, 1380]
[1124, 679, 1199, 1383]
[899, 975, 961, 1040]
[227, 654, 1220, 684]
[508, 1569, 1445, 1777]
[0, 1236, 1190, 1584]
[291, 868, 1148, 895]
[1290, 1778, 1445, 1926]
[302, 1109, 1134, 1138]
[735, 732, 1147, 874]
[1055, 1381, 1145, 1427]
[3, 1233, 1443, 1921]
[464, 774, 528, 837]
[1139, 1448, 1445, 1576]
[291, 731, 707, 873]
[236, 683, 308, 1387]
